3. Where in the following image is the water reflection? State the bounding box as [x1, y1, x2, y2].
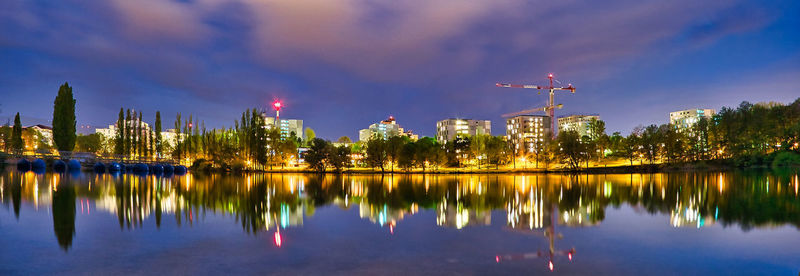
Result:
[1, 169, 799, 254]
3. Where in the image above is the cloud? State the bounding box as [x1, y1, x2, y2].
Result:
[107, 0, 212, 42]
[0, 0, 790, 138]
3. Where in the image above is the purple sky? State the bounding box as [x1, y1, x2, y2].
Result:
[1, 0, 798, 139]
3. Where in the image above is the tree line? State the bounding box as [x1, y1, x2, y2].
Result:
[299, 98, 800, 172]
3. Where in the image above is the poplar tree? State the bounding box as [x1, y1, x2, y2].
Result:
[155, 111, 162, 156]
[125, 109, 131, 156]
[11, 112, 23, 155]
[138, 111, 143, 157]
[174, 113, 181, 159]
[52, 82, 76, 151]
[115, 108, 124, 155]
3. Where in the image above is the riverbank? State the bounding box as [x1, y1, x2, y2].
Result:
[196, 160, 799, 175]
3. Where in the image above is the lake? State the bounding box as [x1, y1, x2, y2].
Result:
[1, 169, 798, 275]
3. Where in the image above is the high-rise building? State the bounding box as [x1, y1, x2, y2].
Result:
[558, 114, 599, 138]
[669, 108, 715, 131]
[435, 118, 491, 143]
[359, 116, 417, 142]
[263, 116, 304, 140]
[506, 115, 551, 154]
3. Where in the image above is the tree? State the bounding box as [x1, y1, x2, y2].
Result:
[398, 142, 417, 170]
[414, 137, 438, 171]
[660, 124, 685, 164]
[138, 111, 143, 157]
[587, 118, 609, 161]
[0, 121, 10, 153]
[448, 136, 471, 167]
[386, 136, 405, 172]
[556, 130, 588, 170]
[304, 127, 316, 146]
[639, 125, 661, 164]
[365, 137, 388, 172]
[11, 113, 23, 155]
[125, 109, 131, 156]
[265, 127, 283, 168]
[329, 145, 351, 172]
[617, 133, 640, 166]
[155, 111, 162, 157]
[174, 112, 182, 159]
[469, 135, 487, 167]
[305, 138, 330, 172]
[52, 82, 76, 151]
[278, 137, 298, 168]
[75, 133, 103, 153]
[114, 108, 124, 155]
[337, 136, 352, 143]
[485, 136, 510, 169]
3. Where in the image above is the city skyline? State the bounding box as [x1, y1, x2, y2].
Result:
[1, 0, 798, 140]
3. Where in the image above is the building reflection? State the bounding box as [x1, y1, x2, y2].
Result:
[1, 169, 799, 252]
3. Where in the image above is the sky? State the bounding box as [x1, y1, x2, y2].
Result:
[1, 0, 798, 139]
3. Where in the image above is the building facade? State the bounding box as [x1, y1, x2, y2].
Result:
[506, 115, 551, 154]
[558, 114, 599, 138]
[95, 121, 181, 153]
[359, 116, 417, 142]
[263, 116, 304, 140]
[669, 108, 715, 131]
[435, 119, 491, 143]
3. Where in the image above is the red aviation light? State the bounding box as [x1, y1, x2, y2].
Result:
[273, 101, 282, 110]
[274, 231, 282, 247]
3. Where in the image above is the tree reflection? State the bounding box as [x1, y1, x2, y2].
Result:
[52, 181, 76, 251]
[1, 168, 799, 251]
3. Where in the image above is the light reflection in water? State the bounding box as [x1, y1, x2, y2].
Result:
[1, 169, 799, 257]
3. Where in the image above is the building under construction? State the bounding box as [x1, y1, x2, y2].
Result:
[497, 73, 575, 156]
[506, 115, 551, 155]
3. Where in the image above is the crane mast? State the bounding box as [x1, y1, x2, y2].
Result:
[496, 73, 575, 139]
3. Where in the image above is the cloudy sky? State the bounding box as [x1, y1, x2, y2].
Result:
[1, 0, 798, 139]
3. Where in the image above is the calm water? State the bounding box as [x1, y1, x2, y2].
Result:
[1, 169, 798, 275]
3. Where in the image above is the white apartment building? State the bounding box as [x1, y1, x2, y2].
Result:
[435, 118, 491, 143]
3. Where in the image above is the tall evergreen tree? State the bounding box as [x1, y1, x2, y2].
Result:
[125, 109, 131, 156]
[115, 108, 124, 155]
[155, 111, 162, 156]
[11, 112, 23, 155]
[52, 82, 76, 151]
[174, 112, 181, 159]
[138, 111, 143, 157]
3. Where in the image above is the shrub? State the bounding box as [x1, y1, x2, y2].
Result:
[771, 151, 800, 167]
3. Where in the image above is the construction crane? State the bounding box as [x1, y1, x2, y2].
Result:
[497, 73, 575, 138]
[502, 104, 563, 118]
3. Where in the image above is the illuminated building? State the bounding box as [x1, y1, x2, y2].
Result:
[669, 108, 715, 131]
[435, 118, 491, 143]
[506, 115, 551, 154]
[557, 114, 599, 138]
[26, 124, 53, 146]
[95, 122, 181, 152]
[263, 116, 304, 140]
[358, 116, 418, 142]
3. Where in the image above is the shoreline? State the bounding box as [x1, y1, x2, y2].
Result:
[4, 157, 796, 175]
[194, 162, 796, 175]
